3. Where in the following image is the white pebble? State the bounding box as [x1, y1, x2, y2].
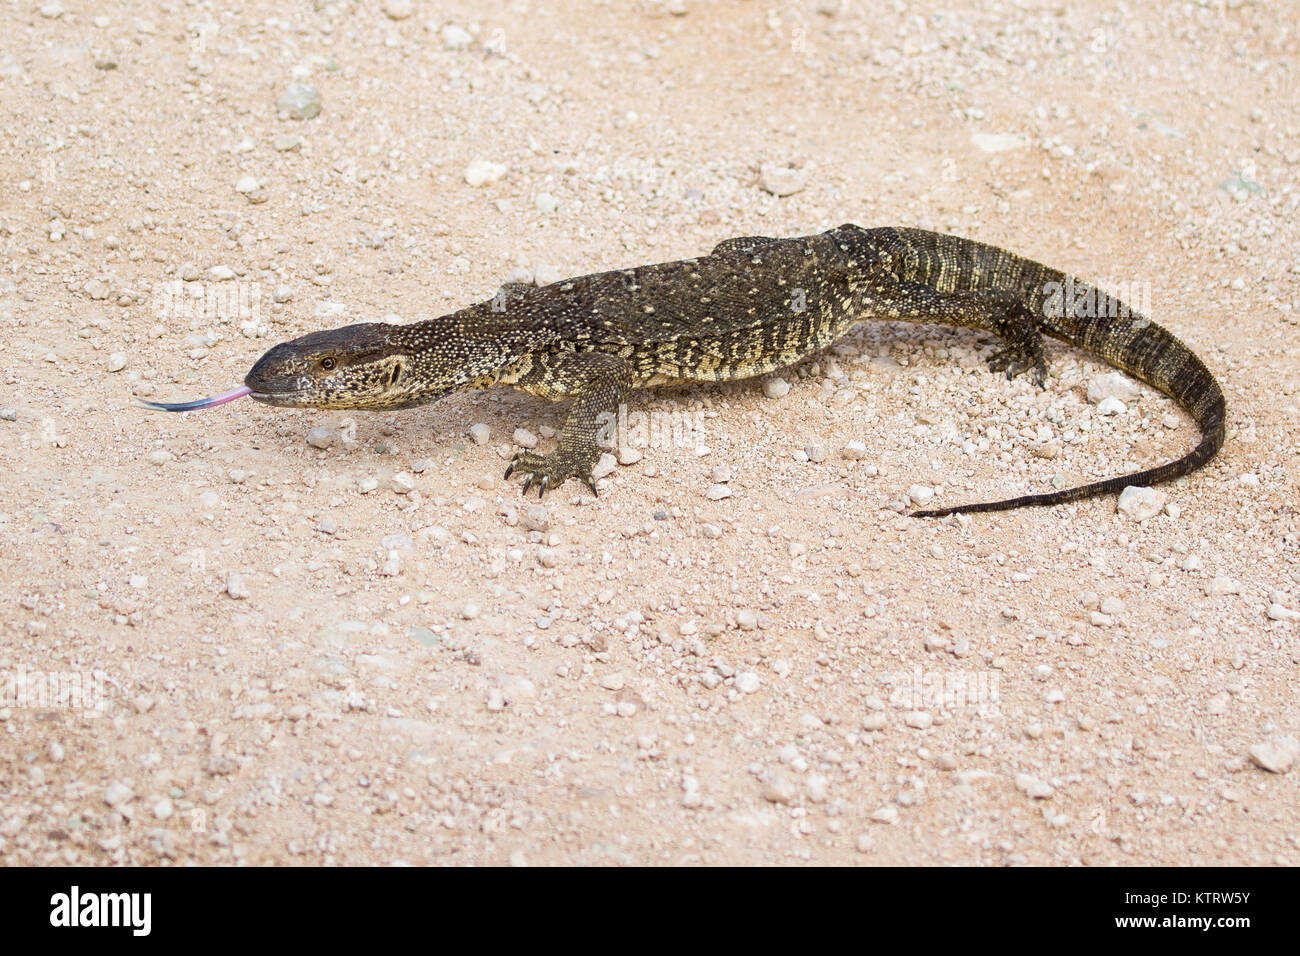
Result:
[1015, 773, 1055, 799]
[735, 672, 761, 694]
[442, 24, 473, 49]
[762, 377, 790, 398]
[1087, 372, 1141, 404]
[106, 352, 127, 372]
[464, 159, 507, 187]
[759, 163, 805, 197]
[1116, 485, 1165, 521]
[1095, 395, 1127, 416]
[1248, 736, 1299, 774]
[907, 484, 935, 505]
[468, 423, 490, 444]
[903, 710, 932, 729]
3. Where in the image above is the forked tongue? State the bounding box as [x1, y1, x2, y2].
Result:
[137, 385, 252, 412]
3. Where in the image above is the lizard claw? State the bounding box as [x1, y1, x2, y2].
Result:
[506, 449, 599, 499]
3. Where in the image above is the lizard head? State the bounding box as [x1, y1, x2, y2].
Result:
[244, 308, 548, 410]
[245, 322, 441, 410]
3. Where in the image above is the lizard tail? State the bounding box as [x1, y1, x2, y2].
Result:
[913, 261, 1226, 518]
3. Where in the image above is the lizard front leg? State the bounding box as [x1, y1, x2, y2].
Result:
[505, 350, 632, 498]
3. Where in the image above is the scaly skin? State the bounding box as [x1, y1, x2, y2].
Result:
[239, 225, 1226, 514]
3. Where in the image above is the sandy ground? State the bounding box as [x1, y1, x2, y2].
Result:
[1, 0, 1297, 866]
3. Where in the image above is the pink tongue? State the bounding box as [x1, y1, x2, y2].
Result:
[138, 385, 252, 412]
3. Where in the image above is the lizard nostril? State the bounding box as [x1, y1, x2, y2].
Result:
[389, 362, 403, 387]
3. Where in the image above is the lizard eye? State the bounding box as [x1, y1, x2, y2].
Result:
[320, 357, 336, 371]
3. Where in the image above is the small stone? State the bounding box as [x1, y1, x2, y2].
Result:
[40, 3, 64, 18]
[1087, 372, 1141, 404]
[235, 175, 260, 194]
[106, 352, 127, 372]
[1248, 736, 1299, 774]
[903, 710, 933, 729]
[272, 135, 301, 152]
[970, 132, 1025, 153]
[153, 798, 174, 820]
[1015, 773, 1055, 799]
[390, 471, 415, 494]
[468, 423, 491, 444]
[706, 483, 732, 500]
[535, 192, 559, 214]
[759, 163, 805, 197]
[841, 440, 868, 460]
[591, 453, 618, 480]
[384, 0, 414, 19]
[0, 407, 16, 421]
[1099, 596, 1124, 616]
[1206, 576, 1241, 597]
[486, 688, 506, 712]
[1267, 603, 1300, 622]
[711, 464, 731, 483]
[306, 427, 333, 449]
[522, 504, 549, 532]
[600, 673, 626, 691]
[870, 805, 899, 824]
[225, 572, 249, 599]
[804, 443, 827, 463]
[1096, 395, 1127, 416]
[442, 24, 473, 49]
[907, 484, 935, 505]
[735, 672, 761, 694]
[208, 265, 235, 281]
[513, 428, 538, 449]
[104, 782, 133, 808]
[48, 741, 65, 762]
[1117, 485, 1165, 521]
[762, 377, 790, 399]
[464, 159, 507, 187]
[616, 446, 642, 465]
[763, 774, 796, 805]
[358, 476, 379, 494]
[277, 82, 322, 121]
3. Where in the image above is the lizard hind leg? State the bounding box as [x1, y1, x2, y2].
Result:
[985, 302, 1050, 387]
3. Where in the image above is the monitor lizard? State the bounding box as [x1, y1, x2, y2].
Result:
[142, 225, 1226, 517]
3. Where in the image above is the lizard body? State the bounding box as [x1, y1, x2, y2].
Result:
[228, 225, 1225, 514]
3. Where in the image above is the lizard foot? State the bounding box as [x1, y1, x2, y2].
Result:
[987, 344, 1048, 387]
[504, 450, 599, 498]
